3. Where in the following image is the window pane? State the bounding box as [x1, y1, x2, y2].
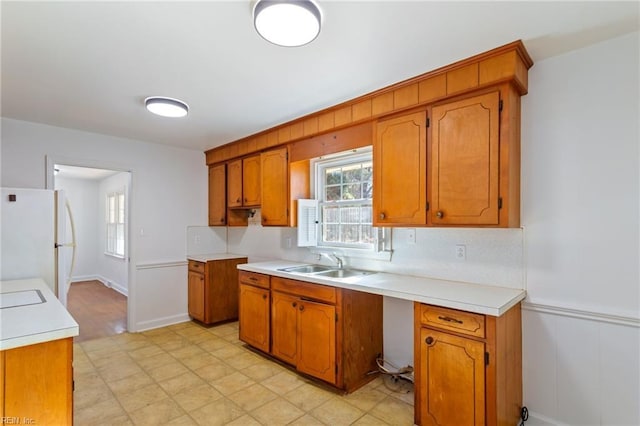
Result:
[325, 167, 342, 185]
[116, 224, 125, 256]
[361, 225, 374, 244]
[341, 225, 360, 243]
[361, 205, 373, 223]
[362, 163, 373, 182]
[108, 196, 116, 223]
[118, 193, 125, 224]
[342, 184, 361, 200]
[323, 224, 339, 242]
[343, 164, 361, 183]
[340, 206, 360, 224]
[325, 186, 341, 201]
[323, 206, 339, 223]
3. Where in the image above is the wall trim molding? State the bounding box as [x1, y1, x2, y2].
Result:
[522, 302, 640, 328]
[135, 314, 190, 332]
[136, 260, 188, 270]
[71, 274, 128, 297]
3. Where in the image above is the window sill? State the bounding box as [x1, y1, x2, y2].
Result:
[104, 253, 126, 260]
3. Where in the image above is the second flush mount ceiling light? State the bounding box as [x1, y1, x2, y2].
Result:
[145, 96, 189, 118]
[253, 0, 323, 47]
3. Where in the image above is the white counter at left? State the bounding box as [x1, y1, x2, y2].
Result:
[0, 278, 79, 350]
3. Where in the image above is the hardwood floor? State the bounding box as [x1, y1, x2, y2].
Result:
[67, 280, 127, 343]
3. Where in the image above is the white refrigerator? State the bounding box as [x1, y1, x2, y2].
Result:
[0, 188, 76, 306]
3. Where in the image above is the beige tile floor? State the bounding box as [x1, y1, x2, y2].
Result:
[73, 321, 415, 425]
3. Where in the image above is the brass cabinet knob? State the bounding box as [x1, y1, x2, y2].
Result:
[262, 294, 267, 300]
[436, 211, 444, 219]
[292, 302, 297, 308]
[425, 336, 434, 345]
[379, 212, 386, 220]
[236, 198, 241, 203]
[299, 305, 304, 312]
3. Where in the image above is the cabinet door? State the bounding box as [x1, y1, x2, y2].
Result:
[188, 271, 205, 322]
[3, 338, 73, 425]
[430, 91, 500, 225]
[297, 299, 336, 385]
[261, 147, 289, 226]
[373, 111, 427, 226]
[227, 159, 243, 208]
[419, 328, 485, 426]
[242, 155, 261, 206]
[239, 283, 270, 353]
[271, 291, 298, 365]
[208, 164, 227, 226]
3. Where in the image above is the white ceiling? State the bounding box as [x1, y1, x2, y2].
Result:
[2, 1, 638, 152]
[54, 164, 119, 180]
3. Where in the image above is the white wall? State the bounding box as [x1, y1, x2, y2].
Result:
[54, 176, 100, 281]
[520, 32, 639, 426]
[0, 118, 207, 331]
[97, 171, 130, 295]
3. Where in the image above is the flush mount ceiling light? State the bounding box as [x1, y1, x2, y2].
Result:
[253, 0, 322, 47]
[144, 96, 189, 118]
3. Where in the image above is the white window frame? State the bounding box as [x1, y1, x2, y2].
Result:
[299, 147, 392, 260]
[105, 190, 126, 258]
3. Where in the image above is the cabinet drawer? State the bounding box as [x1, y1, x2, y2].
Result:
[239, 271, 270, 289]
[188, 260, 205, 273]
[272, 277, 336, 304]
[419, 304, 485, 338]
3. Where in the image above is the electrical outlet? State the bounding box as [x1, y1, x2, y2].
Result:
[407, 228, 416, 244]
[455, 244, 466, 260]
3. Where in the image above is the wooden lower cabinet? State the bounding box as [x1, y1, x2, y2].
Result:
[0, 337, 73, 425]
[188, 257, 248, 325]
[238, 271, 271, 353]
[414, 302, 522, 426]
[239, 273, 382, 392]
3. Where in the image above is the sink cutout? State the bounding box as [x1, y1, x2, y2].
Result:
[0, 289, 46, 309]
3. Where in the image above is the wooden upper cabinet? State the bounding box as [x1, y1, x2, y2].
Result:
[374, 111, 427, 226]
[261, 147, 289, 226]
[208, 164, 226, 226]
[242, 155, 261, 206]
[430, 91, 500, 226]
[227, 159, 243, 208]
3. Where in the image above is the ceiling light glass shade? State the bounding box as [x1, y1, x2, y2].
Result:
[253, 0, 322, 47]
[145, 97, 189, 118]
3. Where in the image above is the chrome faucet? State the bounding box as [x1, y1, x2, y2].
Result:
[320, 252, 343, 269]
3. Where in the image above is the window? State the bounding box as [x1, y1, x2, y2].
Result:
[316, 151, 373, 249]
[106, 191, 125, 257]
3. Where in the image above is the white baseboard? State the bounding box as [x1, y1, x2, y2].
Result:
[135, 314, 191, 332]
[525, 410, 570, 426]
[71, 274, 128, 297]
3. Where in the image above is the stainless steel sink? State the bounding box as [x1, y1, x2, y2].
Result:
[278, 264, 376, 279]
[278, 265, 334, 274]
[315, 269, 375, 279]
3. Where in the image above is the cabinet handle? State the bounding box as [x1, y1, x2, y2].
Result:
[299, 305, 304, 312]
[220, 218, 225, 223]
[436, 211, 444, 219]
[425, 336, 434, 345]
[379, 212, 386, 220]
[262, 294, 267, 300]
[292, 302, 297, 308]
[438, 315, 463, 324]
[236, 197, 241, 203]
[249, 277, 258, 281]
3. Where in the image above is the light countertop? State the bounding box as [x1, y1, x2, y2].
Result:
[238, 261, 525, 317]
[187, 253, 248, 263]
[0, 278, 79, 351]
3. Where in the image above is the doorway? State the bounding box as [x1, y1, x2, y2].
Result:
[52, 163, 131, 341]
